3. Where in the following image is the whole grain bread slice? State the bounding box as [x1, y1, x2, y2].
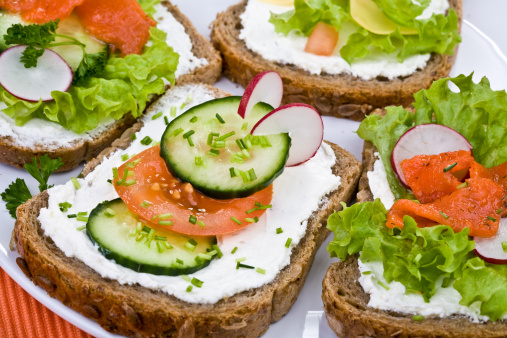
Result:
[322, 257, 507, 338]
[0, 1, 222, 172]
[211, 0, 461, 121]
[12, 84, 362, 338]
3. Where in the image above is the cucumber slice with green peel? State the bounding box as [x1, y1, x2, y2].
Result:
[87, 199, 217, 276]
[160, 96, 291, 199]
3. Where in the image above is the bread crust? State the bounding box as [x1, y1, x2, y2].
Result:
[12, 84, 362, 337]
[0, 1, 222, 172]
[322, 257, 507, 338]
[211, 0, 462, 121]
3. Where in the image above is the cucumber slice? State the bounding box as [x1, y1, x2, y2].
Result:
[0, 11, 107, 70]
[87, 199, 217, 276]
[160, 96, 291, 199]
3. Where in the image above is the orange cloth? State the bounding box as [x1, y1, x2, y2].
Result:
[0, 268, 92, 338]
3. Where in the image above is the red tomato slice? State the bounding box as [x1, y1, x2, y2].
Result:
[304, 22, 339, 56]
[114, 146, 273, 236]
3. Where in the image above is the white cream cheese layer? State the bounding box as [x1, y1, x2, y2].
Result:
[239, 0, 448, 80]
[38, 84, 341, 304]
[366, 153, 395, 209]
[0, 6, 206, 149]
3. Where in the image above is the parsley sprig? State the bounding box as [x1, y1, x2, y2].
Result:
[3, 20, 107, 84]
[1, 155, 63, 219]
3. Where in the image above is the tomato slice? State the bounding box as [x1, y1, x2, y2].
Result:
[304, 22, 339, 56]
[114, 146, 273, 236]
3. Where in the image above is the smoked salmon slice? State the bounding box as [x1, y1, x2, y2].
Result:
[75, 0, 156, 55]
[0, 0, 85, 24]
[387, 177, 504, 237]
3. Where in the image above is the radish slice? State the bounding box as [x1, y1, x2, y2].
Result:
[251, 103, 323, 167]
[0, 45, 73, 102]
[391, 124, 473, 187]
[475, 219, 507, 264]
[238, 71, 283, 118]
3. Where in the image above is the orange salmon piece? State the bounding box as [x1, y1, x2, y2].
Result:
[471, 160, 507, 196]
[0, 0, 84, 23]
[401, 150, 474, 204]
[75, 0, 156, 55]
[387, 177, 504, 237]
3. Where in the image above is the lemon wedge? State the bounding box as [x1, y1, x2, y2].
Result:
[350, 0, 418, 35]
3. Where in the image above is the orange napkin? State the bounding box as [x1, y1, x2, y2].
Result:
[0, 268, 93, 338]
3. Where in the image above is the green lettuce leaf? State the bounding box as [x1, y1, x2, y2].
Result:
[269, 0, 349, 36]
[453, 258, 507, 321]
[414, 73, 507, 168]
[1, 27, 178, 134]
[137, 0, 162, 17]
[327, 200, 475, 302]
[372, 0, 430, 27]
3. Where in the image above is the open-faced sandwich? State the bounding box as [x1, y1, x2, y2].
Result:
[212, 0, 462, 120]
[0, 0, 221, 171]
[12, 72, 362, 337]
[322, 74, 507, 337]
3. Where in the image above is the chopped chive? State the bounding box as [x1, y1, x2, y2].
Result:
[443, 162, 458, 172]
[239, 170, 249, 183]
[245, 139, 252, 149]
[136, 233, 147, 242]
[502, 242, 507, 253]
[77, 225, 86, 231]
[187, 136, 195, 147]
[231, 216, 242, 225]
[185, 242, 196, 252]
[377, 280, 390, 290]
[216, 113, 225, 124]
[126, 169, 135, 177]
[187, 94, 193, 102]
[285, 238, 292, 248]
[145, 228, 156, 247]
[242, 149, 251, 158]
[198, 253, 212, 261]
[155, 236, 167, 241]
[180, 102, 186, 110]
[158, 213, 173, 219]
[231, 247, 238, 254]
[439, 211, 449, 219]
[230, 167, 237, 178]
[189, 215, 197, 224]
[182, 275, 191, 282]
[170, 106, 177, 117]
[212, 244, 223, 258]
[412, 315, 424, 321]
[236, 139, 246, 150]
[78, 211, 88, 216]
[362, 271, 372, 275]
[169, 127, 184, 137]
[457, 182, 468, 189]
[77, 215, 88, 222]
[176, 258, 184, 265]
[140, 136, 153, 145]
[236, 262, 255, 269]
[183, 130, 195, 139]
[163, 241, 173, 249]
[152, 112, 163, 120]
[497, 208, 503, 215]
[107, 179, 112, 184]
[131, 133, 137, 141]
[197, 220, 205, 227]
[255, 202, 272, 210]
[235, 257, 246, 263]
[207, 133, 214, 146]
[158, 220, 174, 226]
[59, 202, 72, 212]
[71, 177, 81, 190]
[216, 131, 236, 141]
[164, 116, 169, 125]
[211, 132, 220, 137]
[123, 179, 137, 187]
[140, 200, 152, 208]
[255, 267, 266, 274]
[213, 140, 226, 148]
[142, 226, 152, 233]
[251, 136, 260, 145]
[105, 208, 115, 217]
[241, 122, 248, 131]
[246, 207, 257, 214]
[208, 149, 220, 157]
[487, 216, 497, 222]
[247, 168, 257, 181]
[186, 285, 193, 292]
[121, 153, 129, 161]
[195, 156, 203, 166]
[191, 277, 203, 288]
[156, 241, 164, 253]
[189, 238, 198, 246]
[276, 227, 283, 234]
[245, 217, 258, 223]
[207, 250, 218, 257]
[112, 167, 119, 179]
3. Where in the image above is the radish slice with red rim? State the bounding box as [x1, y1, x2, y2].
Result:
[238, 71, 283, 118]
[251, 103, 323, 167]
[0, 45, 73, 102]
[391, 124, 473, 187]
[475, 219, 507, 264]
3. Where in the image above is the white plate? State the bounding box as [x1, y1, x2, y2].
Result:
[1, 1, 507, 337]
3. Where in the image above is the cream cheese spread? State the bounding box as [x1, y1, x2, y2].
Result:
[366, 153, 395, 209]
[0, 6, 207, 149]
[38, 84, 342, 304]
[239, 0, 448, 80]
